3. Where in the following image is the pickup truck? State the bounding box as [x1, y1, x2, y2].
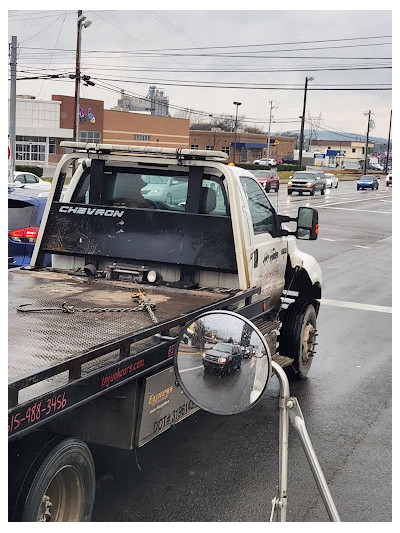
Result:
[8, 142, 322, 522]
[287, 170, 327, 196]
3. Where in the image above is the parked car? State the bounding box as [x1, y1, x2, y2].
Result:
[357, 175, 379, 190]
[8, 187, 51, 268]
[287, 171, 326, 196]
[202, 342, 243, 374]
[253, 158, 276, 166]
[13, 172, 50, 189]
[281, 156, 298, 164]
[324, 173, 339, 188]
[141, 175, 188, 205]
[386, 173, 392, 187]
[251, 169, 280, 192]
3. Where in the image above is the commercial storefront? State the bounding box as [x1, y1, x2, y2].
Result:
[11, 94, 190, 174]
[188, 129, 295, 164]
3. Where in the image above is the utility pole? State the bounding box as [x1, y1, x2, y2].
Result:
[74, 10, 83, 145]
[298, 76, 314, 170]
[9, 35, 17, 183]
[74, 11, 92, 145]
[363, 110, 372, 174]
[233, 101, 242, 164]
[384, 109, 392, 173]
[266, 100, 275, 161]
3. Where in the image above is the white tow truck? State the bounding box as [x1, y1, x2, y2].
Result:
[8, 142, 322, 521]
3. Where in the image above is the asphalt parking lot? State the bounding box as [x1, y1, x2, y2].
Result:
[91, 178, 392, 522]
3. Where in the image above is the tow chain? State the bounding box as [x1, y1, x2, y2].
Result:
[17, 294, 158, 324]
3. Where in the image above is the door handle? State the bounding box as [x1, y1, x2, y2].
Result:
[253, 248, 259, 268]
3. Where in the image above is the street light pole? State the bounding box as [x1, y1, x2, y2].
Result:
[298, 76, 314, 170]
[233, 101, 242, 164]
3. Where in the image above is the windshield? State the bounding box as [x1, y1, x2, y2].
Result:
[360, 176, 373, 180]
[293, 173, 317, 181]
[142, 175, 170, 185]
[213, 343, 234, 353]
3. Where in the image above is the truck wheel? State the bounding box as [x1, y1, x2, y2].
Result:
[287, 190, 292, 195]
[310, 189, 315, 196]
[265, 184, 271, 193]
[275, 184, 280, 192]
[321, 186, 325, 195]
[12, 435, 95, 522]
[279, 302, 317, 380]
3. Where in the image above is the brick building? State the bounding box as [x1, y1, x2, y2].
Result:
[189, 129, 295, 164]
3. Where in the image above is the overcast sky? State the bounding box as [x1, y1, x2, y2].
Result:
[8, 4, 393, 139]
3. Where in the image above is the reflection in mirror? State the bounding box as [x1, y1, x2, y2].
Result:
[297, 228, 311, 240]
[174, 311, 272, 415]
[297, 207, 314, 229]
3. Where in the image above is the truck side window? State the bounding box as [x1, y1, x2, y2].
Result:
[239, 176, 277, 236]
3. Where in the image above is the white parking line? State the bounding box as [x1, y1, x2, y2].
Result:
[320, 298, 391, 313]
[353, 245, 372, 249]
[180, 365, 204, 373]
[321, 238, 336, 241]
[320, 207, 391, 214]
[318, 194, 392, 209]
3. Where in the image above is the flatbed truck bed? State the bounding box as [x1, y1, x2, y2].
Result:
[8, 268, 263, 440]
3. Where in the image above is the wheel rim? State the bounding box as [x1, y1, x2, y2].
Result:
[37, 465, 83, 522]
[301, 323, 317, 365]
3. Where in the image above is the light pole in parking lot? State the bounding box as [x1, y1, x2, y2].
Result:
[233, 101, 242, 164]
[298, 77, 314, 170]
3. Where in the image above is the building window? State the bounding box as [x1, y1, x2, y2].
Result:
[205, 145, 214, 150]
[352, 148, 356, 153]
[190, 144, 199, 149]
[79, 131, 101, 143]
[221, 146, 230, 155]
[134, 134, 151, 141]
[49, 138, 56, 154]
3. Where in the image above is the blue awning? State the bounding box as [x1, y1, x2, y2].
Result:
[230, 142, 268, 148]
[326, 149, 340, 156]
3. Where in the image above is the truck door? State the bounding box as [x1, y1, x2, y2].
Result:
[239, 176, 287, 307]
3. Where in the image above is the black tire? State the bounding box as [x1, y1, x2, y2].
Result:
[275, 184, 280, 192]
[310, 188, 315, 196]
[321, 186, 325, 195]
[11, 435, 95, 522]
[279, 302, 317, 380]
[288, 190, 292, 195]
[335, 182, 339, 188]
[265, 184, 271, 193]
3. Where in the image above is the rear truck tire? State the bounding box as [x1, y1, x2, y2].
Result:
[10, 435, 95, 522]
[265, 184, 271, 193]
[310, 188, 315, 196]
[287, 190, 292, 195]
[275, 184, 280, 192]
[279, 302, 318, 380]
[321, 186, 325, 195]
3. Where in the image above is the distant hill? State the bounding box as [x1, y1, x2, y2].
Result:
[280, 129, 388, 144]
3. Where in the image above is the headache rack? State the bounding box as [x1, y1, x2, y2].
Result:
[60, 141, 229, 162]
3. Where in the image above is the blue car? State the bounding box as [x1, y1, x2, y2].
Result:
[8, 186, 50, 268]
[357, 175, 379, 190]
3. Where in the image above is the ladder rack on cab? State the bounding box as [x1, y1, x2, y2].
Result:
[60, 141, 229, 162]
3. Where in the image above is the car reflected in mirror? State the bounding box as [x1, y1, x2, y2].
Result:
[174, 311, 272, 415]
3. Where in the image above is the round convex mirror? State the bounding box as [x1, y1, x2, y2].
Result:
[174, 311, 272, 415]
